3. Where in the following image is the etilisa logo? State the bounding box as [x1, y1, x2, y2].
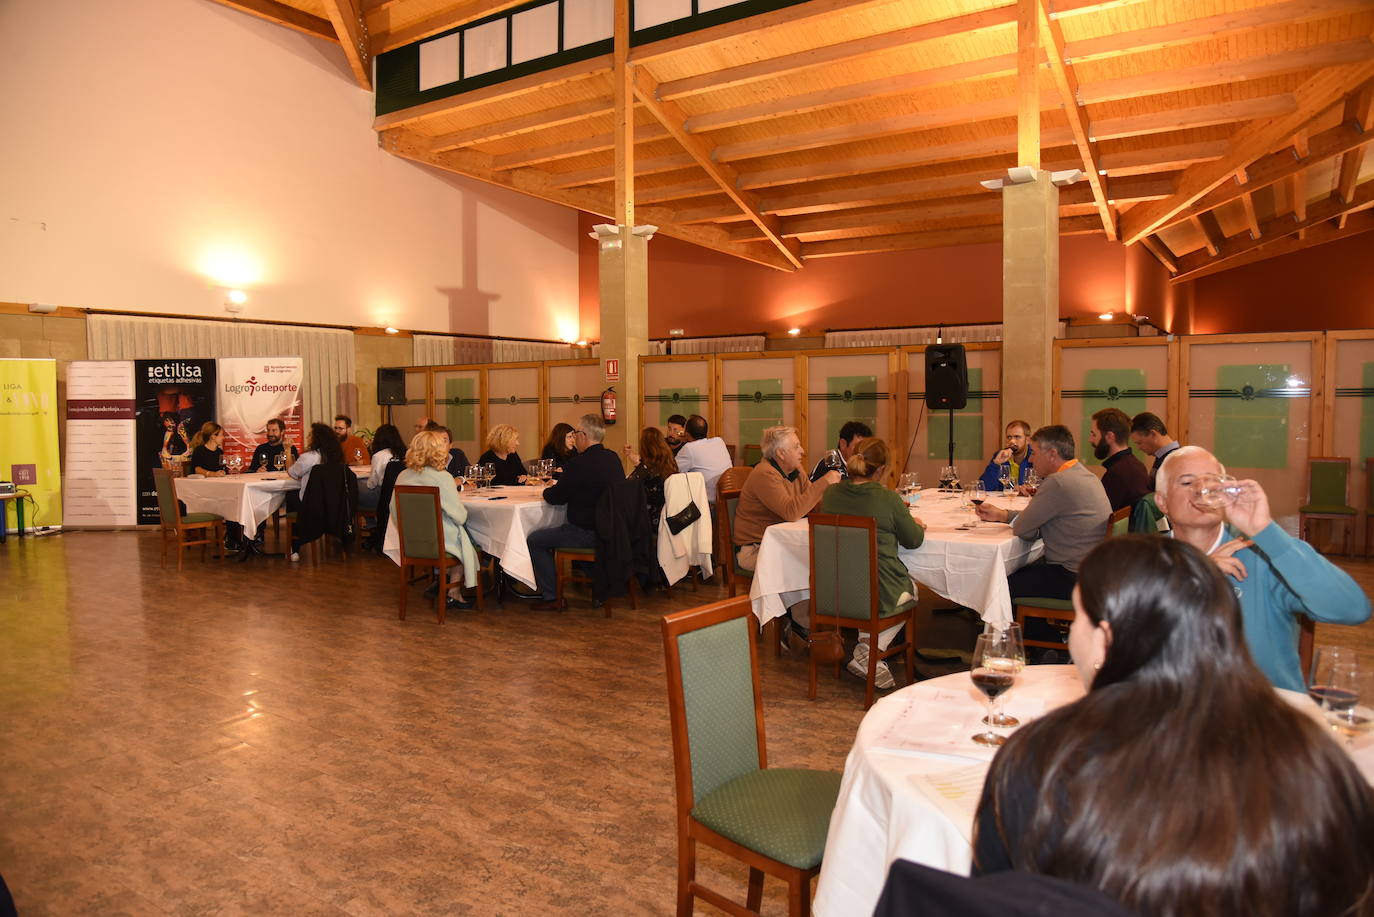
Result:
[223, 372, 298, 396]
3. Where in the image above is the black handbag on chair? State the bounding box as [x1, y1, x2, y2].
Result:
[664, 499, 701, 536]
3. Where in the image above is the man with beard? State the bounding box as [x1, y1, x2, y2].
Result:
[1089, 407, 1150, 512]
[248, 417, 298, 472]
[978, 420, 1033, 492]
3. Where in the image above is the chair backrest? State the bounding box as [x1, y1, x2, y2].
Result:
[1307, 457, 1350, 507]
[1107, 506, 1131, 537]
[661, 597, 765, 814]
[741, 443, 762, 467]
[725, 442, 737, 465]
[393, 485, 444, 562]
[718, 465, 752, 494]
[717, 487, 744, 566]
[1129, 491, 1168, 534]
[373, 459, 407, 537]
[808, 513, 879, 622]
[151, 468, 181, 529]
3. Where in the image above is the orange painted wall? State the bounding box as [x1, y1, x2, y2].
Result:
[578, 213, 1374, 339]
[578, 213, 1128, 339]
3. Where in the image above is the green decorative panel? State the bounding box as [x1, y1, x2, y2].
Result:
[1062, 368, 1152, 466]
[927, 368, 984, 461]
[1208, 363, 1294, 470]
[441, 377, 477, 441]
[649, 387, 704, 425]
[824, 375, 878, 447]
[736, 379, 783, 452]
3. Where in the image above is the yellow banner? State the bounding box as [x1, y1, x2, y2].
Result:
[0, 359, 62, 529]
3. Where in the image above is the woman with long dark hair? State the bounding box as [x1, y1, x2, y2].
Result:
[360, 423, 406, 510]
[974, 535, 1374, 916]
[625, 426, 679, 526]
[541, 422, 578, 475]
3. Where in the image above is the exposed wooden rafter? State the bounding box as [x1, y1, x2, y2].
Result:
[321, 0, 373, 90]
[369, 0, 532, 54]
[210, 0, 337, 41]
[1170, 206, 1374, 282]
[632, 70, 803, 269]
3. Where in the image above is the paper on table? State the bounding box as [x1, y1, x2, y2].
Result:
[908, 762, 990, 844]
[871, 688, 1052, 761]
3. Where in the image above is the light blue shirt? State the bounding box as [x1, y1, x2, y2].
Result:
[288, 449, 321, 497]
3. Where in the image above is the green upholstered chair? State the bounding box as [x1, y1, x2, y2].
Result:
[152, 468, 225, 571]
[393, 485, 467, 623]
[1015, 507, 1128, 652]
[808, 513, 918, 710]
[1128, 492, 1168, 534]
[1299, 457, 1356, 554]
[661, 597, 841, 917]
[717, 487, 753, 599]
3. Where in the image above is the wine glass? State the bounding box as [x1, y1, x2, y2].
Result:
[969, 482, 987, 527]
[1024, 469, 1041, 496]
[483, 462, 497, 487]
[227, 455, 243, 475]
[971, 631, 1019, 746]
[1310, 646, 1357, 708]
[998, 466, 1013, 495]
[467, 464, 483, 490]
[983, 622, 1025, 727]
[273, 452, 286, 472]
[823, 449, 844, 473]
[1194, 473, 1243, 508]
[1322, 660, 1370, 748]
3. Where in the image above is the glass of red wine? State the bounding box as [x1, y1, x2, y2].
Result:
[1309, 646, 1357, 711]
[983, 623, 1025, 727]
[969, 482, 987, 528]
[971, 631, 1019, 746]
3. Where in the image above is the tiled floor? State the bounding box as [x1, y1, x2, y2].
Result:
[2, 531, 1372, 916]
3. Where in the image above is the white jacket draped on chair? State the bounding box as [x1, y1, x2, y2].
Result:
[658, 472, 714, 586]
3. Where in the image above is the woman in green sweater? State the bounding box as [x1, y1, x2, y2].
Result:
[820, 437, 925, 690]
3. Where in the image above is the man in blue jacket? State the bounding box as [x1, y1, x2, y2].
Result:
[1155, 445, 1370, 692]
[978, 420, 1033, 492]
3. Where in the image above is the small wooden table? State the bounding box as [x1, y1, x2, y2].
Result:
[0, 490, 30, 542]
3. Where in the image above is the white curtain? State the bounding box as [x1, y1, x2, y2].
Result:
[413, 334, 574, 365]
[824, 323, 1068, 348]
[87, 314, 354, 428]
[667, 335, 765, 354]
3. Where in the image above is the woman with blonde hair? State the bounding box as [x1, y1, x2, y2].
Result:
[478, 423, 527, 486]
[819, 437, 925, 690]
[392, 430, 480, 609]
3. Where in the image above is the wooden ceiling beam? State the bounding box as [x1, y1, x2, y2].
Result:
[1336, 147, 1366, 203]
[1170, 203, 1374, 282]
[372, 57, 610, 130]
[1120, 51, 1374, 245]
[658, 6, 1017, 101]
[429, 99, 614, 152]
[208, 0, 337, 42]
[1139, 234, 1179, 273]
[1144, 116, 1374, 229]
[1079, 38, 1374, 106]
[321, 0, 372, 90]
[552, 152, 698, 188]
[1239, 184, 1263, 239]
[369, 0, 534, 54]
[803, 215, 1101, 258]
[1196, 212, 1226, 255]
[1037, 0, 1114, 237]
[1100, 140, 1230, 176]
[1017, 0, 1039, 168]
[1172, 180, 1374, 277]
[632, 70, 801, 268]
[379, 129, 793, 270]
[490, 124, 671, 171]
[637, 178, 720, 203]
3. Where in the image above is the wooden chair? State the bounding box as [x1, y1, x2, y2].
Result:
[1299, 615, 1316, 682]
[1365, 457, 1374, 557]
[741, 443, 762, 467]
[719, 465, 753, 494]
[393, 484, 480, 623]
[808, 514, 918, 710]
[1299, 456, 1357, 554]
[1015, 507, 1129, 652]
[661, 597, 842, 917]
[152, 468, 225, 571]
[554, 546, 638, 617]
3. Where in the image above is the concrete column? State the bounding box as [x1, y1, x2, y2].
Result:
[594, 223, 650, 463]
[1001, 172, 1059, 430]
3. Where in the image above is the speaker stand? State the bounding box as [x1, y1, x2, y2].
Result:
[946, 408, 956, 484]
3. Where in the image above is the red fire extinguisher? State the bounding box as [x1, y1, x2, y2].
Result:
[601, 386, 617, 425]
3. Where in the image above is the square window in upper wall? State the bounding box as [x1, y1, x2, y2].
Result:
[512, 3, 560, 64]
[696, 0, 746, 11]
[563, 0, 612, 49]
[418, 33, 460, 90]
[633, 0, 690, 31]
[463, 20, 508, 79]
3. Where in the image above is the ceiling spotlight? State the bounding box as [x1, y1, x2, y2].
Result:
[1099, 311, 1114, 321]
[384, 326, 399, 335]
[787, 327, 801, 336]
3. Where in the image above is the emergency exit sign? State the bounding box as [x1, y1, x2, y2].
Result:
[604, 359, 619, 382]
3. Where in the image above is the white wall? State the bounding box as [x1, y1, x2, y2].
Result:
[0, 0, 580, 340]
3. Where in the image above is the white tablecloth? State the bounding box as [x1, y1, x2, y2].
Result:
[812, 666, 1374, 917]
[383, 484, 566, 589]
[174, 473, 299, 530]
[748, 490, 1042, 627]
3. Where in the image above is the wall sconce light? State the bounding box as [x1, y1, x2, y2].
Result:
[1098, 311, 1115, 321]
[576, 339, 588, 347]
[669, 328, 684, 337]
[384, 326, 399, 335]
[27, 302, 58, 314]
[225, 289, 248, 314]
[787, 327, 801, 336]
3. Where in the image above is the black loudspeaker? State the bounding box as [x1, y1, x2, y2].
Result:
[377, 367, 406, 406]
[924, 344, 968, 410]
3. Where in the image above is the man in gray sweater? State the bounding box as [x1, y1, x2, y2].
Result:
[975, 424, 1111, 603]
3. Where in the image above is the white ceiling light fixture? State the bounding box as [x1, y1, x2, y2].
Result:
[979, 166, 1084, 190]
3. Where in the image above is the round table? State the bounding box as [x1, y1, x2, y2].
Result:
[811, 665, 1374, 917]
